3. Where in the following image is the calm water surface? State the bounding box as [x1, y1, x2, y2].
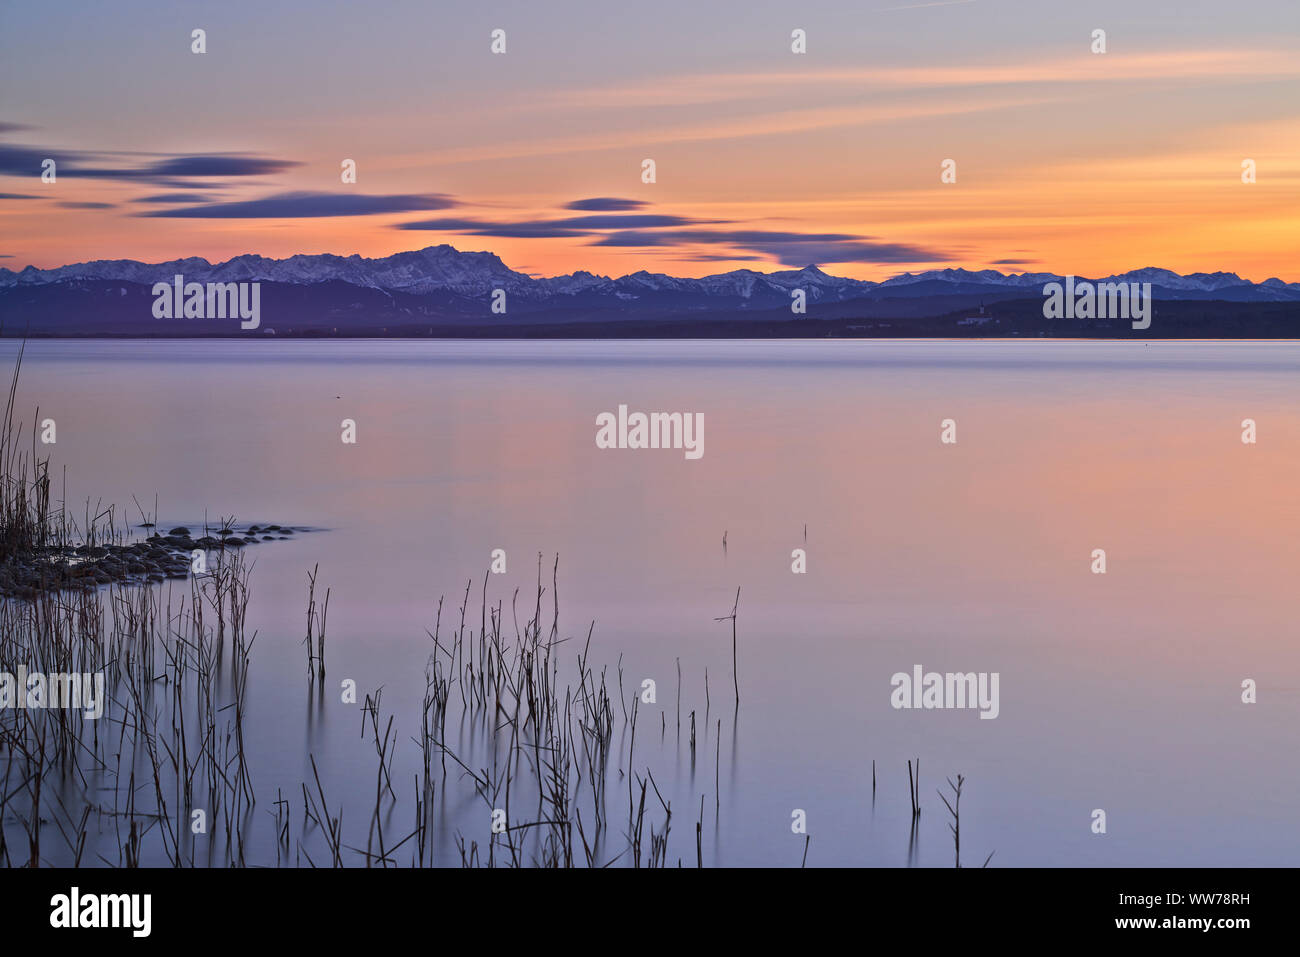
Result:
[8, 338, 1300, 866]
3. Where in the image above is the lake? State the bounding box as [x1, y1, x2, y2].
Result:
[5, 337, 1299, 867]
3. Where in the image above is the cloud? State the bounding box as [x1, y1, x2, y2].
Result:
[0, 192, 38, 200]
[0, 145, 298, 185]
[141, 191, 457, 218]
[134, 192, 215, 204]
[398, 212, 715, 237]
[763, 241, 945, 265]
[564, 197, 647, 211]
[398, 207, 938, 266]
[554, 214, 708, 229]
[397, 217, 578, 238]
[0, 144, 64, 175]
[55, 201, 114, 209]
[592, 229, 946, 265]
[146, 156, 295, 178]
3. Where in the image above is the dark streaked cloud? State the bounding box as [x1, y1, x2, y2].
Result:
[0, 192, 39, 200]
[147, 156, 295, 178]
[141, 191, 457, 218]
[400, 209, 941, 266]
[398, 212, 718, 237]
[595, 229, 860, 247]
[55, 201, 114, 209]
[593, 229, 946, 265]
[0, 144, 298, 185]
[0, 144, 65, 175]
[564, 197, 648, 211]
[757, 241, 945, 266]
[134, 192, 215, 204]
[398, 218, 582, 238]
[554, 214, 707, 229]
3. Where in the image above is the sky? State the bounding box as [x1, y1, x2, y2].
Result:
[1, 0, 1298, 281]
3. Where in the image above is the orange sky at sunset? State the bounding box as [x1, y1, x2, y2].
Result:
[3, 3, 1298, 282]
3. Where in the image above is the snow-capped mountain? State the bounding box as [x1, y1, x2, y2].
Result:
[871, 266, 1300, 299]
[0, 246, 540, 298]
[4, 245, 1296, 303]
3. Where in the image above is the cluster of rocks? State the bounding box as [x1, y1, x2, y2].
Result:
[0, 523, 304, 600]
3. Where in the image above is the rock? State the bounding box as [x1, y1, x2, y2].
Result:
[3, 516, 305, 598]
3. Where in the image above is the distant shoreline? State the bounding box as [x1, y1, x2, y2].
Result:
[5, 334, 1300, 343]
[6, 291, 1297, 339]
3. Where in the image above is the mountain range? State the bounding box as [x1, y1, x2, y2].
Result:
[4, 244, 1299, 302]
[2, 245, 1298, 337]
